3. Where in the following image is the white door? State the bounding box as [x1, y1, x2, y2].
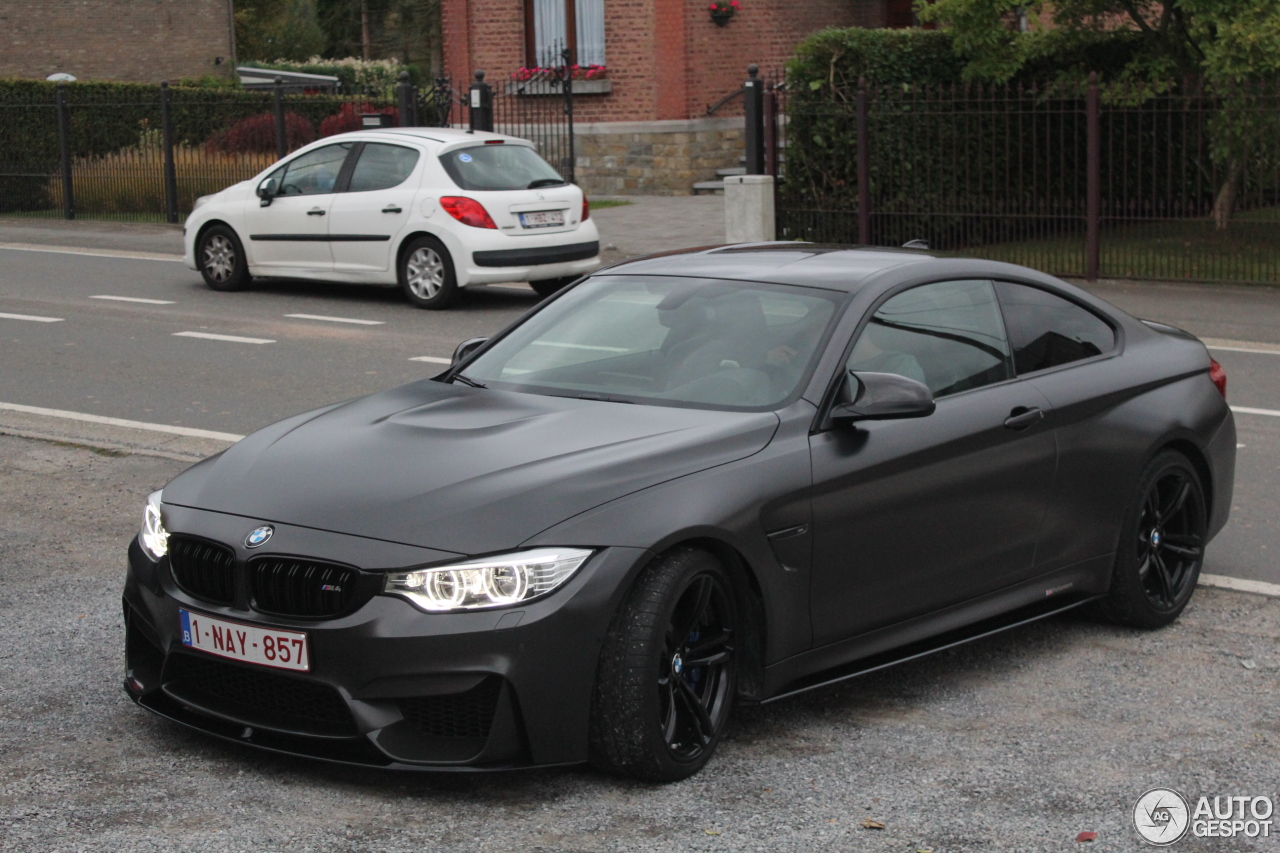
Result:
[242, 142, 353, 271]
[328, 142, 423, 273]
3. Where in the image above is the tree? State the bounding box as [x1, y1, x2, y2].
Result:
[235, 0, 327, 62]
[918, 0, 1280, 226]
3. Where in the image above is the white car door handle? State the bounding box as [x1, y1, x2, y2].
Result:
[381, 205, 402, 214]
[307, 208, 325, 216]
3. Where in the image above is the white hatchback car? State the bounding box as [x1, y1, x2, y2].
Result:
[182, 127, 602, 309]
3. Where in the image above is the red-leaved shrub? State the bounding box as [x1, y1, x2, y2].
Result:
[205, 112, 315, 154]
[319, 103, 399, 138]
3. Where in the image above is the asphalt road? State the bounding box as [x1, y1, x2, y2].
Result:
[0, 222, 1277, 851]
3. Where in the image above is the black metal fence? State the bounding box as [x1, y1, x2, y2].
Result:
[772, 75, 1280, 284]
[0, 70, 579, 224]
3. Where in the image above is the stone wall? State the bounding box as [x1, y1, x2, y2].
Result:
[0, 0, 236, 84]
[573, 117, 743, 196]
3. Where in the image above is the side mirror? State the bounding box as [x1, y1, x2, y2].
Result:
[831, 371, 935, 423]
[257, 177, 278, 206]
[451, 336, 488, 366]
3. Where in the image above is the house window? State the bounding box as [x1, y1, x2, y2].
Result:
[526, 0, 605, 67]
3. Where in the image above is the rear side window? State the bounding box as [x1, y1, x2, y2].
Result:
[995, 282, 1115, 375]
[348, 143, 420, 192]
[440, 144, 565, 191]
[848, 279, 1012, 398]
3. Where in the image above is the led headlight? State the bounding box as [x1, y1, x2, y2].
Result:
[384, 548, 593, 611]
[139, 490, 168, 560]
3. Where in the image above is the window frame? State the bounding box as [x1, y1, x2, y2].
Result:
[991, 279, 1121, 379]
[524, 0, 605, 67]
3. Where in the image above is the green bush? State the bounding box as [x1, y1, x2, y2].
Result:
[787, 28, 966, 96]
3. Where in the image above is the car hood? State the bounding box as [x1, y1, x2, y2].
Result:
[163, 380, 779, 555]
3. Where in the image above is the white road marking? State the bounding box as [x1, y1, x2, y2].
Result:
[0, 402, 243, 442]
[1200, 573, 1280, 598]
[0, 312, 64, 323]
[285, 314, 385, 326]
[1203, 338, 1280, 355]
[1231, 406, 1280, 418]
[91, 295, 176, 305]
[409, 356, 451, 364]
[174, 331, 275, 344]
[0, 242, 183, 262]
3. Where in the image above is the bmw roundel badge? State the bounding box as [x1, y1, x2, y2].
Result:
[244, 526, 274, 548]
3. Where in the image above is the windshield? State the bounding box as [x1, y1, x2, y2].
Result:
[460, 275, 843, 410]
[440, 144, 565, 191]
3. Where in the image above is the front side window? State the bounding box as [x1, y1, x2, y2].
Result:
[995, 282, 1115, 375]
[347, 143, 420, 192]
[440, 144, 564, 191]
[848, 279, 1012, 398]
[461, 275, 842, 410]
[276, 143, 352, 196]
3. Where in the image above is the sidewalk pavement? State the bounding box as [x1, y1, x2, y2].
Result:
[0, 196, 728, 264]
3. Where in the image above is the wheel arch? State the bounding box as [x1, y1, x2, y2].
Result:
[194, 218, 238, 250]
[395, 229, 453, 277]
[1159, 437, 1214, 527]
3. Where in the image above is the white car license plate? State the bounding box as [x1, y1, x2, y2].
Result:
[519, 210, 565, 229]
[179, 609, 310, 672]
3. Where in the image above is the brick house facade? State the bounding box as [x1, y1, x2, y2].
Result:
[0, 0, 236, 84]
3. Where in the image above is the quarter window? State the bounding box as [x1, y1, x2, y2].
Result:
[848, 279, 1012, 398]
[995, 282, 1115, 375]
[276, 143, 352, 196]
[347, 143, 420, 192]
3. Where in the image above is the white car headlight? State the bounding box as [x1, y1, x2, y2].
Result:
[384, 548, 593, 611]
[139, 490, 168, 560]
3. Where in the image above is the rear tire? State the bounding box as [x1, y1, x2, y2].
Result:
[1095, 450, 1207, 629]
[399, 235, 458, 310]
[530, 275, 577, 298]
[589, 548, 738, 782]
[198, 225, 251, 292]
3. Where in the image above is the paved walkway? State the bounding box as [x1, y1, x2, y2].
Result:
[0, 195, 727, 263]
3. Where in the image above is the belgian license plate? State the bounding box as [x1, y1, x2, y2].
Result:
[179, 609, 310, 672]
[519, 210, 564, 229]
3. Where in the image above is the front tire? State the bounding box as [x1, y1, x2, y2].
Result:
[589, 548, 738, 782]
[198, 225, 251, 292]
[399, 235, 458, 310]
[1096, 450, 1207, 629]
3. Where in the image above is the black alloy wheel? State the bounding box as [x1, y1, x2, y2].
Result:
[198, 225, 252, 292]
[589, 548, 739, 782]
[1097, 450, 1207, 628]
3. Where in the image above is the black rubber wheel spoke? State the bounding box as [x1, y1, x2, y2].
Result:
[673, 576, 713, 646]
[686, 629, 732, 657]
[674, 678, 714, 745]
[1161, 478, 1191, 520]
[1151, 552, 1175, 605]
[1160, 541, 1200, 560]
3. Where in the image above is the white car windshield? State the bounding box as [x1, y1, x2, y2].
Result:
[460, 275, 843, 410]
[440, 144, 566, 191]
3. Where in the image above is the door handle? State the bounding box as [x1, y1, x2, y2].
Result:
[307, 208, 326, 216]
[381, 205, 403, 214]
[1004, 406, 1045, 430]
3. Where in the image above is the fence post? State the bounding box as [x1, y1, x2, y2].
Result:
[856, 78, 870, 245]
[469, 71, 493, 133]
[160, 81, 179, 224]
[56, 82, 74, 221]
[763, 81, 777, 178]
[397, 71, 415, 127]
[1085, 71, 1100, 281]
[561, 47, 576, 184]
[744, 65, 765, 175]
[273, 77, 287, 160]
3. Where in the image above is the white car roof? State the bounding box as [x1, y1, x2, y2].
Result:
[318, 127, 531, 148]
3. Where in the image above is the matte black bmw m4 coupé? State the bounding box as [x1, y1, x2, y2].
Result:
[124, 245, 1235, 781]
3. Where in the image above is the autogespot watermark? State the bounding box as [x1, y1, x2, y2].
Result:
[1134, 788, 1275, 845]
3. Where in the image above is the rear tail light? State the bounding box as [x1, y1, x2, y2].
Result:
[582, 195, 590, 222]
[439, 196, 497, 229]
[1209, 357, 1227, 399]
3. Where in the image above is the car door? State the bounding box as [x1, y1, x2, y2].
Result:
[241, 142, 353, 271]
[808, 279, 1058, 646]
[327, 142, 424, 273]
[993, 280, 1121, 574]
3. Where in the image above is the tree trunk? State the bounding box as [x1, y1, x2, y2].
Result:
[1212, 160, 1242, 230]
[361, 0, 371, 61]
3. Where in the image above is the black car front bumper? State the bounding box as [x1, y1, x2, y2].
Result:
[122, 514, 649, 771]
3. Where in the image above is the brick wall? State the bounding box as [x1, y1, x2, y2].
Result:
[0, 0, 235, 84]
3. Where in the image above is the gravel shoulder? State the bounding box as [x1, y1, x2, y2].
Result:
[0, 432, 1277, 852]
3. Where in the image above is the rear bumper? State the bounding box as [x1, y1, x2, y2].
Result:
[122, 527, 649, 771]
[473, 241, 599, 268]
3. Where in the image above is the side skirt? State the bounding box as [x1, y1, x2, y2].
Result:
[762, 555, 1112, 703]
